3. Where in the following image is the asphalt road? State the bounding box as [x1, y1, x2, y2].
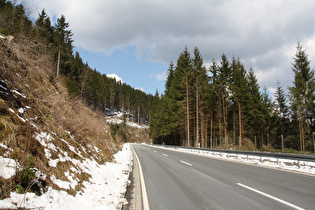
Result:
[132, 144, 315, 210]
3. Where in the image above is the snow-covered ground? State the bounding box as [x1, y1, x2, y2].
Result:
[105, 113, 149, 130]
[151, 145, 315, 175]
[0, 143, 133, 210]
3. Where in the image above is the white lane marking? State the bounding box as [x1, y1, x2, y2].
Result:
[163, 154, 168, 157]
[180, 160, 192, 166]
[154, 150, 157, 152]
[132, 146, 150, 210]
[237, 183, 305, 210]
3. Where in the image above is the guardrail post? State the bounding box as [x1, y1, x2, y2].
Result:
[298, 160, 301, 168]
[260, 156, 263, 163]
[277, 158, 279, 165]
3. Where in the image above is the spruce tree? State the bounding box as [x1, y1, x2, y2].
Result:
[261, 87, 274, 149]
[174, 47, 193, 146]
[275, 81, 289, 143]
[246, 67, 264, 146]
[218, 54, 231, 146]
[289, 43, 315, 151]
[54, 15, 74, 76]
[35, 9, 53, 43]
[230, 58, 248, 149]
[208, 60, 220, 148]
[192, 47, 208, 147]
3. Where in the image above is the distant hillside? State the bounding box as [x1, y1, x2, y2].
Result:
[0, 0, 155, 124]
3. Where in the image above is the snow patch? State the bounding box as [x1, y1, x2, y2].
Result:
[18, 108, 24, 114]
[106, 115, 149, 130]
[156, 145, 315, 175]
[0, 144, 132, 210]
[12, 89, 26, 98]
[107, 73, 123, 83]
[0, 157, 18, 179]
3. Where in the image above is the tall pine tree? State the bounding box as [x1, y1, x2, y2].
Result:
[289, 43, 315, 151]
[54, 15, 74, 76]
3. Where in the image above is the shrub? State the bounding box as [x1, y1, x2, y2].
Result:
[16, 184, 25, 194]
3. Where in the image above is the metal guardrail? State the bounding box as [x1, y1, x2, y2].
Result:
[158, 145, 315, 167]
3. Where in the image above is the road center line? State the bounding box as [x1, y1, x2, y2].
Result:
[237, 183, 305, 210]
[180, 160, 192, 166]
[162, 154, 168, 157]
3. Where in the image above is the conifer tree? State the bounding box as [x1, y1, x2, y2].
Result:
[35, 9, 53, 43]
[174, 47, 193, 146]
[230, 58, 248, 149]
[289, 43, 315, 151]
[246, 67, 264, 146]
[275, 81, 289, 142]
[192, 47, 208, 147]
[208, 60, 220, 148]
[149, 91, 163, 141]
[54, 15, 74, 76]
[218, 54, 231, 146]
[261, 87, 274, 148]
[161, 62, 180, 144]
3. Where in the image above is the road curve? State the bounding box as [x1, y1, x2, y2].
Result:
[132, 144, 315, 210]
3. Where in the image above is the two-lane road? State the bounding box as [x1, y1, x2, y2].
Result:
[132, 144, 315, 210]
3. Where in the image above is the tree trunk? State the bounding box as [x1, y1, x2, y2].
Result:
[223, 94, 228, 146]
[210, 115, 213, 149]
[239, 102, 242, 149]
[186, 75, 190, 147]
[299, 112, 304, 151]
[196, 85, 199, 147]
[57, 49, 60, 78]
[233, 114, 236, 145]
[281, 134, 284, 153]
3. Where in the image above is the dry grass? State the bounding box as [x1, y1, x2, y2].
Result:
[0, 36, 122, 198]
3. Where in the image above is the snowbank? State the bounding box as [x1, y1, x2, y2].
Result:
[0, 144, 133, 210]
[153, 145, 315, 175]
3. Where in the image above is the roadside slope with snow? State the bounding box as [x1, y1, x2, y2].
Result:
[0, 37, 137, 209]
[0, 144, 132, 210]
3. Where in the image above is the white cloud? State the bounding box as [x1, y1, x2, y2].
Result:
[107, 74, 123, 83]
[156, 71, 167, 82]
[30, 0, 315, 94]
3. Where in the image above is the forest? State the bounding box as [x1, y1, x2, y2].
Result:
[0, 0, 155, 125]
[1, 1, 314, 153]
[149, 46, 315, 153]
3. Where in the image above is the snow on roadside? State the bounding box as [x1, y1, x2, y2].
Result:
[152, 145, 315, 175]
[0, 143, 133, 210]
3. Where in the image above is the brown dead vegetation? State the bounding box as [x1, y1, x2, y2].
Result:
[0, 36, 124, 199]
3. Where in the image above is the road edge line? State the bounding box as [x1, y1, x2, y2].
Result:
[131, 145, 150, 210]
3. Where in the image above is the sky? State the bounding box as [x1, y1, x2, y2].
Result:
[23, 0, 315, 96]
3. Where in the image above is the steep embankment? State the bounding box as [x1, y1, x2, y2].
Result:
[0, 37, 144, 208]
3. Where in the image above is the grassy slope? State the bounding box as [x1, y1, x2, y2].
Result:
[0, 37, 148, 199]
